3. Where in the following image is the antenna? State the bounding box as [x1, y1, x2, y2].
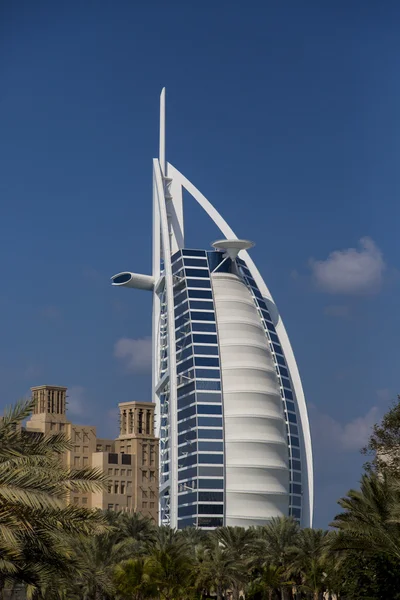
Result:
[159, 87, 166, 176]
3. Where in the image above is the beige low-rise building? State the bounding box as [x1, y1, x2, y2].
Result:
[26, 385, 159, 521]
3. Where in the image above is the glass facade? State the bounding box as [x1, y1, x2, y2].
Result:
[159, 249, 225, 528]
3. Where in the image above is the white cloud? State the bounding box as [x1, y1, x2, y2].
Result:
[323, 305, 350, 318]
[310, 404, 380, 452]
[310, 237, 385, 294]
[67, 386, 85, 416]
[114, 337, 152, 373]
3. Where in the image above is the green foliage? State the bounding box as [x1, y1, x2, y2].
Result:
[362, 395, 400, 475]
[2, 396, 400, 599]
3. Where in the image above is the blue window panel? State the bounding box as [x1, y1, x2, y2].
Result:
[177, 346, 194, 362]
[183, 258, 208, 268]
[198, 504, 224, 515]
[285, 400, 295, 413]
[198, 466, 224, 477]
[287, 412, 297, 424]
[257, 299, 267, 310]
[281, 376, 291, 389]
[197, 416, 223, 427]
[276, 355, 286, 367]
[199, 454, 223, 464]
[262, 309, 273, 322]
[214, 258, 232, 273]
[196, 380, 221, 390]
[176, 329, 192, 344]
[284, 389, 294, 400]
[178, 394, 196, 411]
[192, 322, 216, 333]
[195, 369, 220, 379]
[177, 382, 195, 397]
[199, 491, 224, 502]
[185, 268, 210, 278]
[178, 430, 197, 445]
[179, 442, 197, 456]
[196, 392, 221, 403]
[197, 404, 222, 415]
[194, 345, 219, 356]
[265, 321, 276, 333]
[198, 517, 223, 527]
[291, 447, 301, 459]
[177, 517, 196, 529]
[187, 278, 211, 289]
[193, 334, 218, 344]
[177, 358, 194, 374]
[292, 471, 301, 482]
[207, 251, 225, 272]
[199, 478, 224, 489]
[273, 342, 284, 355]
[179, 454, 197, 467]
[189, 301, 214, 311]
[289, 424, 298, 435]
[253, 288, 263, 300]
[171, 250, 182, 263]
[182, 249, 206, 257]
[198, 441, 224, 452]
[178, 466, 197, 481]
[290, 508, 301, 519]
[174, 290, 187, 305]
[178, 492, 197, 505]
[279, 366, 289, 378]
[190, 311, 215, 321]
[198, 429, 223, 439]
[178, 504, 197, 517]
[175, 301, 189, 317]
[290, 459, 301, 471]
[175, 314, 190, 329]
[195, 357, 220, 367]
[178, 405, 196, 421]
[291, 436, 300, 447]
[246, 277, 256, 286]
[291, 495, 302, 507]
[172, 259, 183, 274]
[188, 289, 213, 299]
[178, 417, 197, 433]
[269, 332, 280, 344]
[290, 484, 302, 495]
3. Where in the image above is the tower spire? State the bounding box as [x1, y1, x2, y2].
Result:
[159, 87, 166, 176]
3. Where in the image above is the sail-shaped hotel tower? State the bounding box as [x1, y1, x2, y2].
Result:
[112, 90, 313, 529]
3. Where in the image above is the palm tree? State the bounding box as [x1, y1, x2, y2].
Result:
[214, 526, 257, 600]
[195, 536, 240, 600]
[259, 517, 300, 567]
[0, 398, 107, 598]
[70, 527, 140, 600]
[113, 557, 156, 600]
[147, 527, 194, 600]
[114, 511, 156, 546]
[331, 472, 400, 562]
[258, 517, 300, 600]
[249, 564, 293, 600]
[288, 529, 331, 600]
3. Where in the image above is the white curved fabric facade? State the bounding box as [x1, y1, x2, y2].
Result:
[212, 273, 289, 526]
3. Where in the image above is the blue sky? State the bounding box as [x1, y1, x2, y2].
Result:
[1, 1, 399, 528]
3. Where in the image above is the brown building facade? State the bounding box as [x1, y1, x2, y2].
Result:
[27, 385, 159, 521]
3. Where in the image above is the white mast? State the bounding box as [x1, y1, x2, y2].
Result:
[159, 88, 166, 176]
